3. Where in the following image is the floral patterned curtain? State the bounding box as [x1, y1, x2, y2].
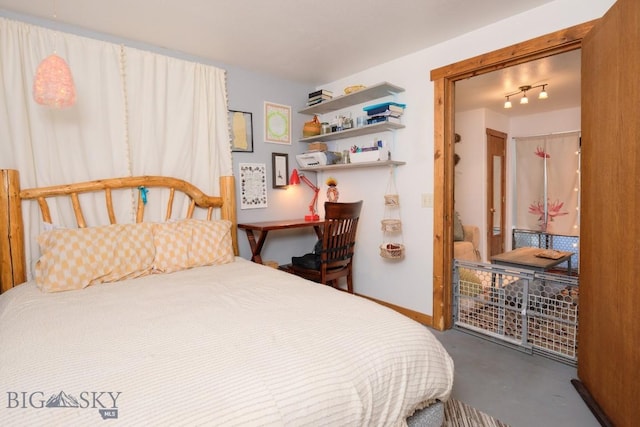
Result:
[514, 132, 580, 236]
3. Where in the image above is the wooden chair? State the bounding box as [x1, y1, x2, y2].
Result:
[291, 201, 363, 293]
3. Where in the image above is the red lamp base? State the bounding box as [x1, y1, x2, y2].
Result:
[305, 214, 320, 221]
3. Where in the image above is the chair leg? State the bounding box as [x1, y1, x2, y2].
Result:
[346, 273, 353, 294]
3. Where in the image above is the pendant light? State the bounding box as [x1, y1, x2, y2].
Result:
[538, 84, 548, 99]
[32, 1, 76, 108]
[33, 54, 76, 108]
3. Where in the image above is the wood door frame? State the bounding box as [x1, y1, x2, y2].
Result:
[429, 20, 597, 331]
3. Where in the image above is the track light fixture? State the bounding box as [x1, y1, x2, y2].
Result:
[503, 84, 548, 109]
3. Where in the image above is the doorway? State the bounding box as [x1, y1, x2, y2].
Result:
[429, 20, 597, 331]
[486, 128, 506, 258]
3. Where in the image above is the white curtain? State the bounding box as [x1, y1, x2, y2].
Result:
[0, 17, 231, 277]
[514, 132, 580, 236]
[125, 47, 231, 220]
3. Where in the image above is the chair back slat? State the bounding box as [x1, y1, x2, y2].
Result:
[323, 217, 359, 266]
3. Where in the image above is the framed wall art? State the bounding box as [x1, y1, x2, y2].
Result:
[264, 102, 291, 144]
[272, 153, 289, 189]
[239, 163, 267, 209]
[229, 110, 253, 152]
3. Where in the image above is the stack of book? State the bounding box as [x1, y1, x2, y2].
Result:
[307, 89, 333, 106]
[363, 102, 406, 125]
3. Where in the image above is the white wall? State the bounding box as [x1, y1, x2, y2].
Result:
[510, 107, 581, 137]
[317, 0, 614, 315]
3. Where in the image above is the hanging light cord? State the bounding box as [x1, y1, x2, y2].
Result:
[52, 0, 58, 53]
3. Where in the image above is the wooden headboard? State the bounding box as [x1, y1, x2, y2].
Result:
[0, 169, 237, 293]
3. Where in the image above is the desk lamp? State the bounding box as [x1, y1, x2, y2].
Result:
[289, 169, 320, 221]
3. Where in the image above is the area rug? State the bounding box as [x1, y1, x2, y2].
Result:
[444, 399, 510, 427]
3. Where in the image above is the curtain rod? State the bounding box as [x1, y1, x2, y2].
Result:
[512, 129, 581, 139]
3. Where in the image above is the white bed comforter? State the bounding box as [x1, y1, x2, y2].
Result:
[0, 258, 453, 426]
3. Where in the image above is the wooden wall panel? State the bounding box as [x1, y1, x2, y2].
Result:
[579, 0, 639, 424]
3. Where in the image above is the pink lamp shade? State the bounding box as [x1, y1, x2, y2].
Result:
[33, 54, 76, 108]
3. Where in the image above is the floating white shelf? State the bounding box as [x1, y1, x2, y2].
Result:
[298, 160, 405, 172]
[299, 122, 405, 143]
[299, 82, 405, 115]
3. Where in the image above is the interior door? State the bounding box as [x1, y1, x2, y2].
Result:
[486, 129, 506, 257]
[579, 0, 639, 425]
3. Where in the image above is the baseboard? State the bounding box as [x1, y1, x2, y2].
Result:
[356, 293, 433, 327]
[571, 379, 613, 427]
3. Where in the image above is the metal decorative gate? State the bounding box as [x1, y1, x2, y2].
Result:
[453, 259, 579, 365]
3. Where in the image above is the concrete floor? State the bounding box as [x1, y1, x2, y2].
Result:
[430, 328, 599, 427]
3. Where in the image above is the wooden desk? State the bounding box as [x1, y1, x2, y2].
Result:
[238, 219, 324, 264]
[491, 247, 574, 275]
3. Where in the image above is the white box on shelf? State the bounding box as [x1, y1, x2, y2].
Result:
[349, 147, 389, 163]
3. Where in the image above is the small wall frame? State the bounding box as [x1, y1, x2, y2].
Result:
[229, 110, 254, 152]
[272, 153, 289, 189]
[264, 102, 291, 145]
[239, 163, 267, 209]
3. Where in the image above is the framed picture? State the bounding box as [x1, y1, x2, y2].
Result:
[272, 153, 289, 189]
[239, 163, 268, 209]
[264, 102, 291, 144]
[229, 110, 253, 152]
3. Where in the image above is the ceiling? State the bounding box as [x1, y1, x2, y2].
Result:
[0, 0, 579, 115]
[0, 0, 555, 85]
[455, 49, 581, 117]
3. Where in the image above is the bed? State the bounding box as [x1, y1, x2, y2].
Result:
[0, 170, 453, 426]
